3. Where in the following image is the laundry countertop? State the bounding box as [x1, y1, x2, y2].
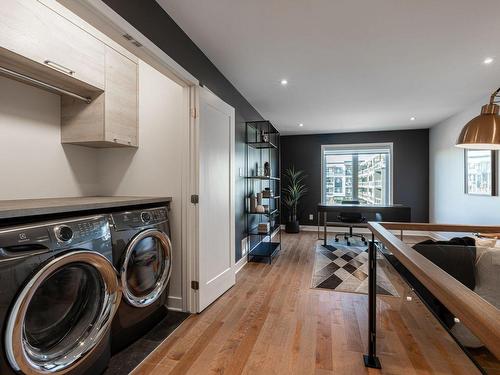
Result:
[0, 196, 172, 220]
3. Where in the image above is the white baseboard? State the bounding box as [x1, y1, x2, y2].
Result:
[241, 236, 249, 257]
[235, 255, 247, 274]
[285, 224, 440, 240]
[167, 295, 183, 311]
[236, 235, 250, 274]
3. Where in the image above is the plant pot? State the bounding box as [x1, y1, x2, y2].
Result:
[285, 220, 300, 233]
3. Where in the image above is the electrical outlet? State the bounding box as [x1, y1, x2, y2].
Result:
[309, 214, 314, 221]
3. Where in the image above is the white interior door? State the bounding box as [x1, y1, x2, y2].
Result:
[194, 86, 235, 312]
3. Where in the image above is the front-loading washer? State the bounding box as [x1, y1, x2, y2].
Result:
[0, 214, 121, 375]
[108, 205, 172, 353]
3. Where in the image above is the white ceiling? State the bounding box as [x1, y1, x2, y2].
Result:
[157, 0, 500, 135]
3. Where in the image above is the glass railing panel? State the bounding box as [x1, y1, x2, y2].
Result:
[369, 223, 500, 374]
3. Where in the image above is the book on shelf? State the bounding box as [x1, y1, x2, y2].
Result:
[258, 222, 270, 233]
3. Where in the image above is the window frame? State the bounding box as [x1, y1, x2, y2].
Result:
[320, 142, 394, 205]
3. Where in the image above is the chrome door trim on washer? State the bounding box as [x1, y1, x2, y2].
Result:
[121, 229, 172, 308]
[5, 251, 121, 375]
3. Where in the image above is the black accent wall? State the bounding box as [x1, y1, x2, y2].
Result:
[281, 129, 429, 224]
[101, 0, 264, 261]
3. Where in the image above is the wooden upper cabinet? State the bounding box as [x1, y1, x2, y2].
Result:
[0, 0, 139, 148]
[0, 0, 105, 90]
[104, 47, 138, 147]
[61, 46, 138, 148]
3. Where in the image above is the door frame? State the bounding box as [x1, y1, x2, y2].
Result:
[186, 86, 235, 313]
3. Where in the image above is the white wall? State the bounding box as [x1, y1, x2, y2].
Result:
[429, 99, 500, 224]
[0, 76, 99, 198]
[97, 61, 185, 309]
[0, 62, 186, 310]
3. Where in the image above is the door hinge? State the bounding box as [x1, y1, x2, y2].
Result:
[191, 107, 197, 119]
[191, 280, 199, 290]
[191, 194, 199, 204]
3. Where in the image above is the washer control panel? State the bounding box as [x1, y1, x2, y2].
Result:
[54, 216, 109, 244]
[0, 215, 109, 251]
[111, 207, 168, 231]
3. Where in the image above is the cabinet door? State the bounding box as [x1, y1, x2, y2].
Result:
[0, 0, 104, 89]
[104, 47, 138, 147]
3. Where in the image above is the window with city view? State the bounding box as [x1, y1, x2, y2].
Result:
[321, 143, 392, 205]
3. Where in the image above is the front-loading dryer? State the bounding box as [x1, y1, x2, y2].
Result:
[108, 206, 172, 353]
[0, 215, 121, 375]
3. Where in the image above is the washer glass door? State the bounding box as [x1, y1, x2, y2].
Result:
[122, 229, 172, 307]
[5, 251, 121, 374]
[25, 263, 102, 356]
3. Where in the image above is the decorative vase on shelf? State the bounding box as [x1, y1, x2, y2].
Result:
[249, 194, 257, 213]
[264, 162, 270, 177]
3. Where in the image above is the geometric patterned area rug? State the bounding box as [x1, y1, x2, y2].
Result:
[311, 241, 399, 297]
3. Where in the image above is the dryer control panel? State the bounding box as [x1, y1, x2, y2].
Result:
[110, 207, 168, 231]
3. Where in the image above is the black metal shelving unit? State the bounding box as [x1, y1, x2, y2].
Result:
[245, 120, 281, 263]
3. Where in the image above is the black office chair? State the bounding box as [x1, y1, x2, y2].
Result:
[334, 200, 367, 246]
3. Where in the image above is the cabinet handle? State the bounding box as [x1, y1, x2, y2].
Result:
[113, 138, 132, 145]
[44, 60, 75, 75]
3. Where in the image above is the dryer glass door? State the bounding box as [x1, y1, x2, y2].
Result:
[122, 229, 172, 307]
[5, 251, 121, 374]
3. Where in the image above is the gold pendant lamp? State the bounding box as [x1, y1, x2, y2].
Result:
[456, 87, 500, 149]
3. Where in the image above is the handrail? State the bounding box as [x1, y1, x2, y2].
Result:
[369, 221, 500, 359]
[376, 221, 500, 233]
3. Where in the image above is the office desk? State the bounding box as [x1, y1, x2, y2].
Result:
[317, 203, 411, 245]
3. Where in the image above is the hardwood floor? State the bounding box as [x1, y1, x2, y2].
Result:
[132, 232, 480, 375]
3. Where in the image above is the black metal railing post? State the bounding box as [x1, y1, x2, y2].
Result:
[323, 211, 327, 246]
[364, 231, 381, 369]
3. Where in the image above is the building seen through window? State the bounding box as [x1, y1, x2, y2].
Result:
[322, 144, 392, 205]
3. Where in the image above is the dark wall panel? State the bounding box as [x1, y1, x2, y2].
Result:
[280, 129, 429, 224]
[102, 0, 264, 260]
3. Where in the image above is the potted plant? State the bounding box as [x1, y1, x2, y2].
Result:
[282, 166, 308, 233]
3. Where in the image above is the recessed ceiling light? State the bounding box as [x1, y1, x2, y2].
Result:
[280, 79, 288, 86]
[299, 123, 304, 127]
[484, 57, 494, 65]
[410, 116, 416, 121]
